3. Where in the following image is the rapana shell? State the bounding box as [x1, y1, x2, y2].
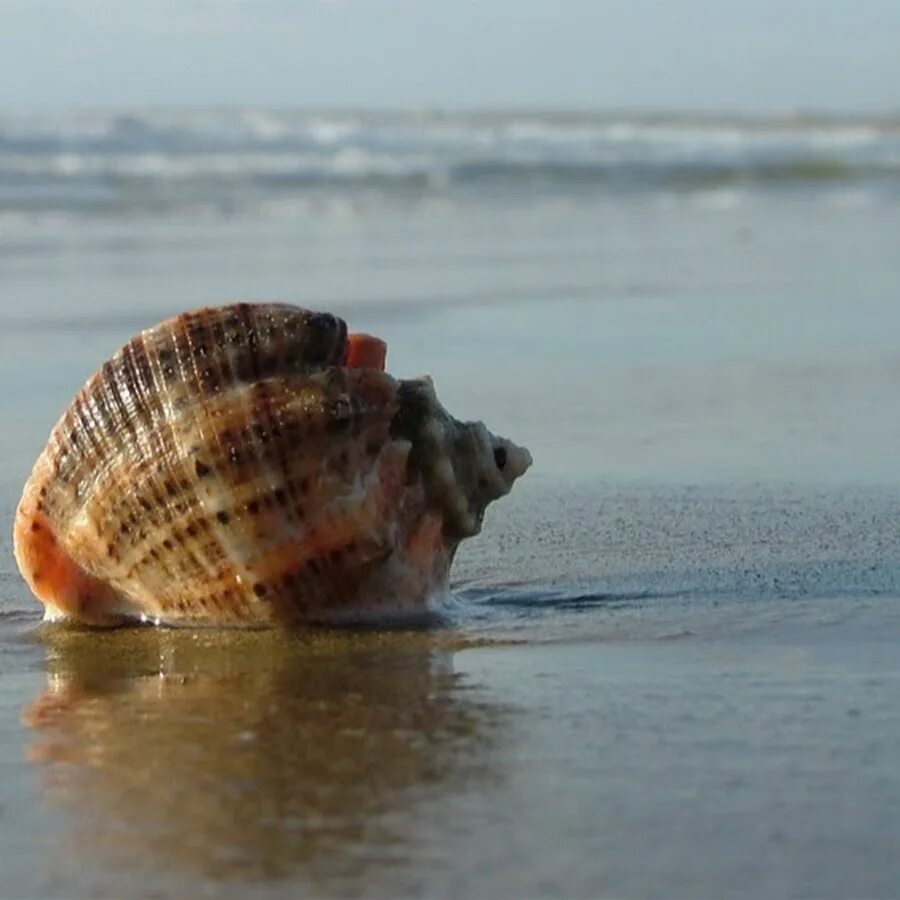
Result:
[14, 303, 531, 626]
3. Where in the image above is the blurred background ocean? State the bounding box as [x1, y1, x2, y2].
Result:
[3, 108, 899, 214]
[2, 3, 900, 898]
[3, 107, 900, 485]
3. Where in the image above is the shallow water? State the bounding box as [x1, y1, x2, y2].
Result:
[2, 117, 900, 897]
[3, 605, 898, 899]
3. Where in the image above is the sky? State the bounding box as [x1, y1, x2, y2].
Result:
[0, 0, 898, 114]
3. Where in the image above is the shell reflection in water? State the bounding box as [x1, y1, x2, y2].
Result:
[23, 627, 506, 893]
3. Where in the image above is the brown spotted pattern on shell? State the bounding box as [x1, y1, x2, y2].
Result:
[14, 303, 531, 626]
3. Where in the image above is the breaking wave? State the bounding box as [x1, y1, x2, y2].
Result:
[1, 109, 898, 216]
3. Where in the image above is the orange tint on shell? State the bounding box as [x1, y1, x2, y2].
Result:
[15, 509, 121, 622]
[345, 333, 387, 371]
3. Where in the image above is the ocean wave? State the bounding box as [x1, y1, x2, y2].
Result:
[0, 109, 898, 215]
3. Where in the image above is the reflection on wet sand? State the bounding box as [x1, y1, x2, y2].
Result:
[23, 626, 506, 893]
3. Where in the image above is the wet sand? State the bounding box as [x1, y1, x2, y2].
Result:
[1, 189, 900, 897]
[2, 596, 898, 898]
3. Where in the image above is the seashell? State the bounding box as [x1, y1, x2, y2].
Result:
[14, 303, 531, 626]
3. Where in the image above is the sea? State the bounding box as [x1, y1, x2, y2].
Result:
[0, 109, 899, 898]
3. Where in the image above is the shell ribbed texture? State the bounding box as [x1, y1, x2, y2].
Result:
[13, 303, 433, 625]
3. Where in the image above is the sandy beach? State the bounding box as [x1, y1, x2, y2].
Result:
[1, 110, 899, 898]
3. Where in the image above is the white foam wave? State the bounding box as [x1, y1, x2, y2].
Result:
[0, 109, 897, 217]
